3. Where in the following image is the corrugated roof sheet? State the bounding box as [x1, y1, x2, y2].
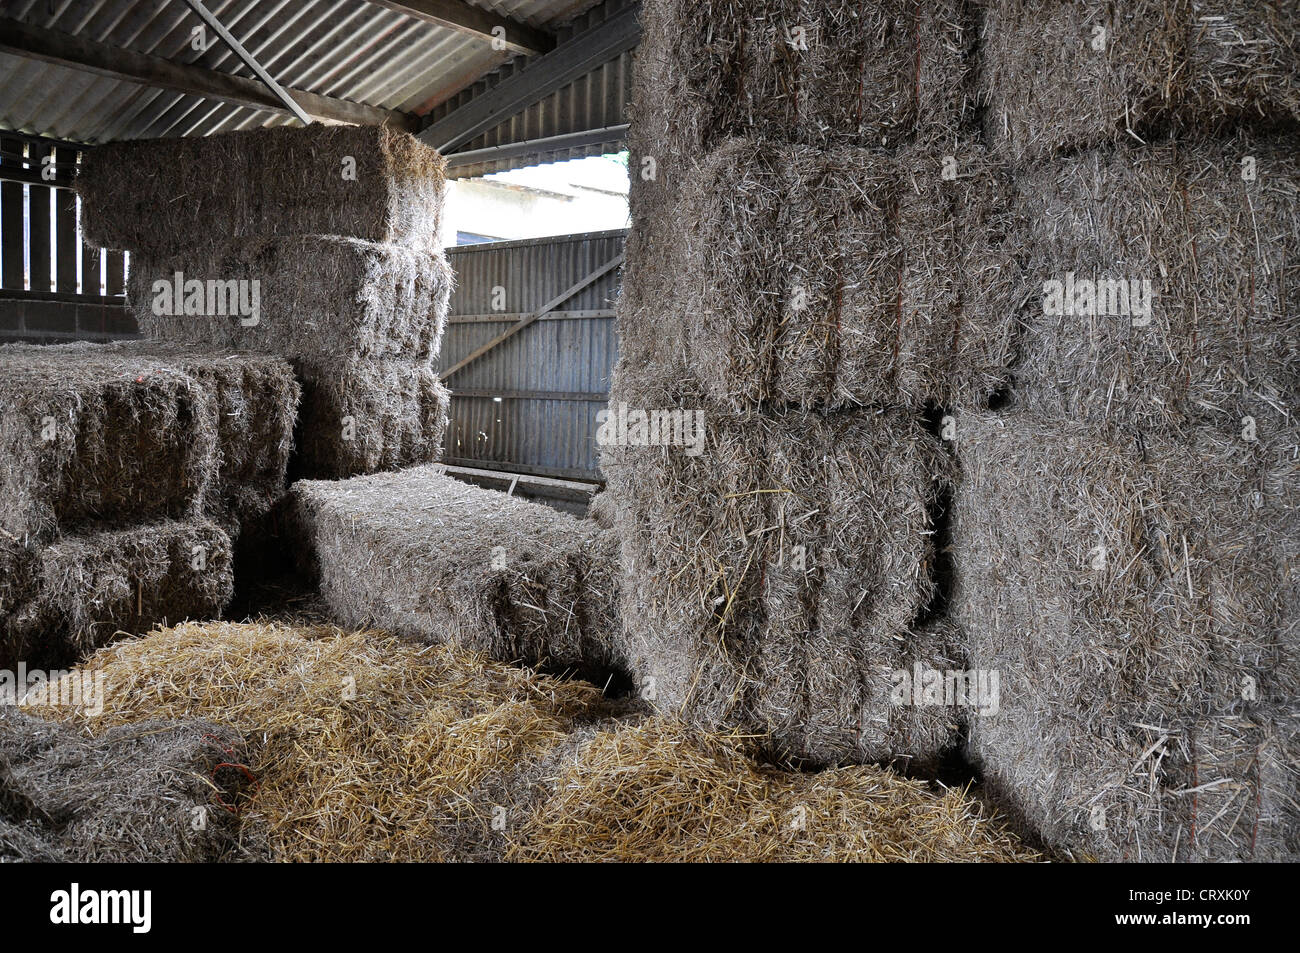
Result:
[0, 0, 621, 166]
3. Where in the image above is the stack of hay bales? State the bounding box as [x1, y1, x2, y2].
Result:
[78, 124, 454, 480]
[605, 0, 1018, 767]
[0, 341, 299, 668]
[290, 465, 624, 679]
[951, 3, 1300, 860]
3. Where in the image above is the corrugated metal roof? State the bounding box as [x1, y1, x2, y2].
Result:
[0, 0, 614, 150]
[429, 0, 633, 177]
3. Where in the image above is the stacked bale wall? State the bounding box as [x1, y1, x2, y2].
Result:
[616, 0, 1298, 859]
[77, 124, 454, 481]
[946, 1, 1300, 859]
[606, 0, 1002, 767]
[0, 343, 293, 667]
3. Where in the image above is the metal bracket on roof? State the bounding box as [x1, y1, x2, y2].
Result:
[180, 0, 313, 126]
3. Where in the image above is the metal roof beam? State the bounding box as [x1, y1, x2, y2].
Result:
[419, 3, 640, 155]
[445, 123, 629, 170]
[0, 17, 419, 134]
[367, 1, 554, 57]
[179, 0, 312, 126]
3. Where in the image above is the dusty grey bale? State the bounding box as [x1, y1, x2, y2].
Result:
[0, 342, 300, 542]
[601, 359, 954, 766]
[1, 518, 234, 671]
[0, 344, 218, 540]
[289, 466, 624, 675]
[953, 409, 1298, 860]
[78, 124, 447, 259]
[1009, 135, 1299, 432]
[978, 0, 1300, 162]
[128, 236, 454, 363]
[0, 709, 256, 862]
[638, 0, 974, 169]
[642, 138, 1018, 412]
[586, 491, 616, 529]
[103, 342, 300, 538]
[290, 357, 450, 480]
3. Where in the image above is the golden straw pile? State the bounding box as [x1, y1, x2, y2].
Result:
[512, 717, 1038, 862]
[30, 621, 1037, 862]
[31, 620, 604, 862]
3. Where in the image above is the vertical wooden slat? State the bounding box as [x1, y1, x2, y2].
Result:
[28, 145, 52, 293]
[0, 137, 24, 290]
[105, 249, 126, 297]
[55, 147, 78, 293]
[81, 230, 102, 296]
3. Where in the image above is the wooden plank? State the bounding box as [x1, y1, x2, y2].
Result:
[439, 457, 603, 485]
[105, 250, 125, 297]
[447, 309, 615, 323]
[54, 147, 78, 294]
[441, 252, 624, 380]
[0, 288, 120, 305]
[0, 17, 417, 131]
[450, 388, 608, 402]
[180, 0, 312, 126]
[367, 0, 553, 56]
[80, 238, 102, 297]
[27, 145, 51, 293]
[0, 138, 24, 290]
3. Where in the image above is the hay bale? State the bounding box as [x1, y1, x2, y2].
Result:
[290, 466, 625, 675]
[1010, 136, 1299, 431]
[1, 519, 234, 670]
[978, 0, 1300, 162]
[586, 490, 615, 529]
[105, 342, 300, 536]
[953, 409, 1298, 859]
[637, 138, 1017, 411]
[0, 709, 256, 862]
[290, 357, 449, 479]
[0, 343, 218, 540]
[638, 0, 974, 175]
[509, 716, 1036, 862]
[78, 125, 446, 258]
[601, 363, 953, 764]
[0, 342, 299, 540]
[32, 620, 614, 862]
[128, 237, 454, 363]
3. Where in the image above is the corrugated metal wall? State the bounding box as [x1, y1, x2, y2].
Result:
[439, 229, 624, 481]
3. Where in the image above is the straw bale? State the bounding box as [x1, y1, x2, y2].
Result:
[0, 709, 255, 862]
[78, 125, 446, 258]
[953, 409, 1298, 859]
[637, 0, 974, 168]
[290, 466, 624, 675]
[128, 237, 453, 363]
[2, 518, 234, 670]
[107, 342, 300, 535]
[0, 343, 217, 539]
[643, 138, 1017, 411]
[290, 357, 450, 479]
[601, 362, 951, 763]
[978, 0, 1300, 162]
[586, 490, 616, 529]
[1011, 136, 1299, 431]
